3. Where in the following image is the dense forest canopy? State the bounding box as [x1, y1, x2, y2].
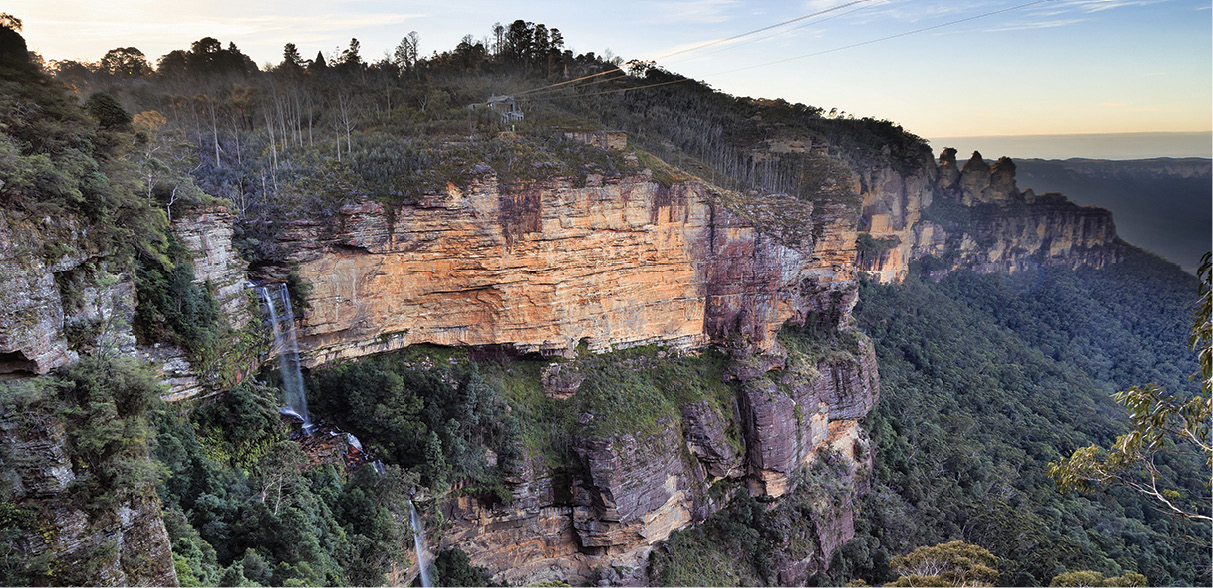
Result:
[2, 14, 1209, 588]
[837, 253, 1208, 586]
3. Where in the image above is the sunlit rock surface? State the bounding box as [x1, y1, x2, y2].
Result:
[858, 149, 1123, 282]
[280, 173, 860, 364]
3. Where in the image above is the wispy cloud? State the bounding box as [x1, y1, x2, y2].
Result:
[650, 0, 740, 24]
[987, 18, 1085, 32]
[1056, 0, 1162, 12]
[1026, 0, 1164, 18]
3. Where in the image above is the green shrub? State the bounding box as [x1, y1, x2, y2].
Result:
[433, 547, 492, 586]
[84, 92, 131, 129]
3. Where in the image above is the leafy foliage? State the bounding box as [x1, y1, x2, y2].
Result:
[132, 234, 224, 355]
[1049, 569, 1147, 587]
[433, 547, 493, 587]
[886, 540, 1000, 587]
[309, 348, 516, 491]
[648, 493, 779, 586]
[1048, 252, 1211, 521]
[829, 257, 1210, 586]
[152, 380, 415, 587]
[84, 92, 132, 129]
[0, 355, 162, 585]
[649, 456, 857, 586]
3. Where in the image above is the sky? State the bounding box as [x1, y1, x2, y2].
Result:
[10, 0, 1212, 148]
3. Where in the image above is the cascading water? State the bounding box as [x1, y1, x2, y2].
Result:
[408, 499, 433, 588]
[256, 283, 313, 434]
[257, 282, 423, 583]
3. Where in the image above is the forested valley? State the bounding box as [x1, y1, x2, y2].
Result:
[638, 252, 1209, 587]
[1, 13, 1209, 587]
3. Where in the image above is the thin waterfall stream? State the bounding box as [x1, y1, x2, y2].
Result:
[408, 499, 433, 588]
[256, 282, 313, 434]
[257, 282, 427, 586]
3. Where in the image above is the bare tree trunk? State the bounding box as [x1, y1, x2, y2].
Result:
[209, 98, 221, 168]
[265, 110, 278, 170]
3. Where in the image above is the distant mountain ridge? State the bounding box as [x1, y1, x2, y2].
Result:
[1022, 157, 1210, 179]
[1012, 157, 1211, 272]
[928, 132, 1212, 160]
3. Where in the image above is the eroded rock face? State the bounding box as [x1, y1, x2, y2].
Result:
[0, 402, 177, 586]
[0, 212, 136, 377]
[282, 177, 712, 363]
[441, 403, 744, 586]
[172, 206, 251, 329]
[138, 207, 256, 402]
[857, 150, 1124, 282]
[741, 339, 879, 497]
[267, 169, 876, 585]
[950, 195, 1122, 273]
[573, 428, 697, 551]
[281, 175, 860, 364]
[680, 401, 743, 479]
[769, 419, 873, 585]
[435, 339, 879, 586]
[857, 163, 937, 283]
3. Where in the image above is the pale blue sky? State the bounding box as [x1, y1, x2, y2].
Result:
[12, 0, 1212, 138]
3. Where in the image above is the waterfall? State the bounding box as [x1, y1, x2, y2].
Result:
[408, 499, 433, 588]
[257, 283, 313, 434]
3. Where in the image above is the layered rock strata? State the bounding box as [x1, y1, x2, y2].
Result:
[0, 399, 177, 586]
[140, 206, 256, 401]
[742, 337, 879, 497]
[0, 212, 136, 377]
[171, 206, 252, 330]
[858, 149, 1123, 282]
[281, 173, 860, 364]
[271, 169, 878, 585]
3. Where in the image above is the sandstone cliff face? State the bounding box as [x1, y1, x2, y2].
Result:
[267, 169, 878, 585]
[141, 207, 255, 402]
[0, 212, 137, 377]
[172, 207, 252, 330]
[856, 161, 937, 283]
[857, 149, 1124, 282]
[280, 173, 859, 364]
[0, 398, 177, 586]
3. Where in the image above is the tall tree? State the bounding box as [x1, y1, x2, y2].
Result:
[491, 22, 505, 57]
[339, 38, 363, 69]
[393, 32, 419, 72]
[280, 42, 304, 71]
[504, 20, 532, 65]
[99, 47, 153, 78]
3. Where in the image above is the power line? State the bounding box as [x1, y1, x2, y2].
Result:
[710, 0, 1055, 76]
[568, 77, 693, 98]
[662, 0, 892, 66]
[653, 0, 877, 62]
[514, 69, 620, 96]
[515, 0, 876, 98]
[518, 0, 1054, 104]
[515, 71, 631, 100]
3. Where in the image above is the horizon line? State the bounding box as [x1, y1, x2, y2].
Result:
[927, 130, 1212, 139]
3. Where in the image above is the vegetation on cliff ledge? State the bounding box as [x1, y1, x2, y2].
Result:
[25, 16, 926, 276]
